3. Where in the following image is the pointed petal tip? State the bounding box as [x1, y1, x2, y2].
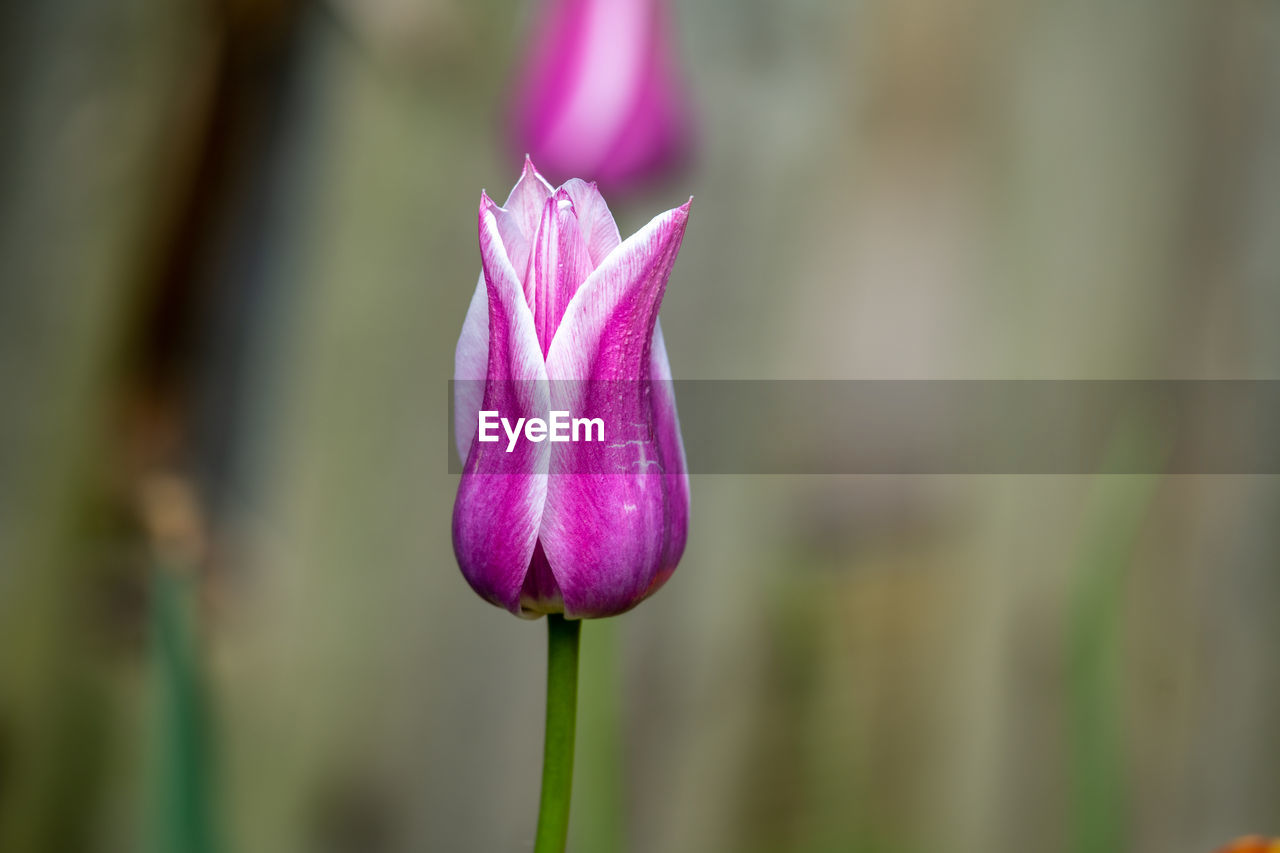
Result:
[479, 189, 497, 213]
[666, 198, 692, 225]
[519, 154, 554, 191]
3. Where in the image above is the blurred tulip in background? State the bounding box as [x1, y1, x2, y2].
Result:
[509, 0, 692, 190]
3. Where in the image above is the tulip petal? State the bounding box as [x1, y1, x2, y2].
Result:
[644, 319, 689, 596]
[530, 188, 595, 355]
[453, 272, 490, 461]
[519, 540, 563, 615]
[452, 197, 550, 615]
[558, 179, 622, 266]
[496, 157, 555, 296]
[454, 161, 555, 460]
[539, 202, 690, 617]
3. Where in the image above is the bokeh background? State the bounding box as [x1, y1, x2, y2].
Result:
[2, 0, 1279, 851]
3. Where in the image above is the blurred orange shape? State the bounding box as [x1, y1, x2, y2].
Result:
[1214, 837, 1280, 853]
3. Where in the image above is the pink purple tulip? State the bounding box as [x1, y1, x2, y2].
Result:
[453, 158, 691, 618]
[510, 0, 691, 190]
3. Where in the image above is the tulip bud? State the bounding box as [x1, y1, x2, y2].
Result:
[453, 158, 691, 618]
[510, 0, 692, 190]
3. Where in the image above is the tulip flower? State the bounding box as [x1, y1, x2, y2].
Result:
[453, 157, 691, 619]
[510, 0, 692, 189]
[453, 158, 690, 852]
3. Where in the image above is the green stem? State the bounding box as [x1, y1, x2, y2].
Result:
[151, 563, 216, 853]
[534, 614, 582, 853]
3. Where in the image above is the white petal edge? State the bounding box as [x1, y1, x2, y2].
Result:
[453, 272, 489, 461]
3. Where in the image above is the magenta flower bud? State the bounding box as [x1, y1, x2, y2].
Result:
[510, 0, 692, 190]
[453, 158, 691, 618]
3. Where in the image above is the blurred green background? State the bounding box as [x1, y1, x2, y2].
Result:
[2, 0, 1278, 851]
